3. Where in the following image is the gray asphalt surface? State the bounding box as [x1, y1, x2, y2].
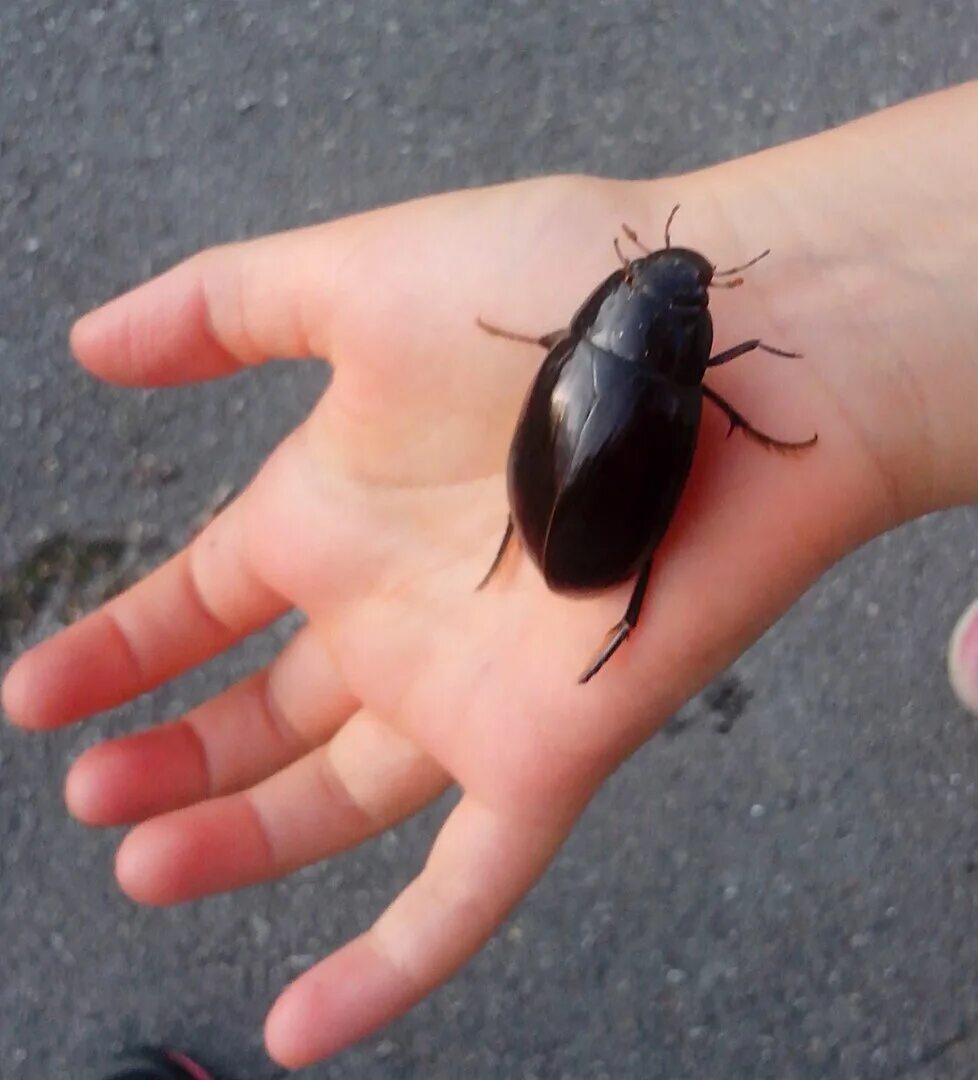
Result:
[2, 3, 978, 1078]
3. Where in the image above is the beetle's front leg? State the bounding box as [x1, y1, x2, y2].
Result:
[702, 385, 817, 451]
[476, 317, 566, 350]
[579, 560, 653, 683]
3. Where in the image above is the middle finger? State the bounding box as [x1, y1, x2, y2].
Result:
[66, 625, 357, 825]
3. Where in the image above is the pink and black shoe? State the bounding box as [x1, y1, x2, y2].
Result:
[99, 1046, 221, 1080]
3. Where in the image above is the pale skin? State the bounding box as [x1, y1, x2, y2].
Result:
[3, 81, 978, 1068]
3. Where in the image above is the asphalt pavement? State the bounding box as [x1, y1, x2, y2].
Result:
[2, 3, 978, 1077]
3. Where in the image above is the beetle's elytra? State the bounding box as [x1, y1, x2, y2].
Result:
[477, 206, 817, 684]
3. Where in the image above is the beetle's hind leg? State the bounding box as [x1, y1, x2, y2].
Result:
[702, 385, 818, 452]
[579, 560, 653, 684]
[476, 318, 566, 350]
[477, 517, 514, 591]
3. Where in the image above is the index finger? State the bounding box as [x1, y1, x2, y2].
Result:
[264, 796, 569, 1068]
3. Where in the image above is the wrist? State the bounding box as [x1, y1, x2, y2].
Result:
[639, 81, 978, 527]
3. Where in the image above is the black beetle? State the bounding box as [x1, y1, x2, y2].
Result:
[477, 206, 817, 683]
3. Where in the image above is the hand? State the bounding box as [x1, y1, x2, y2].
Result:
[4, 81, 977, 1068]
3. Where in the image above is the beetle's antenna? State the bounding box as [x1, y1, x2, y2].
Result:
[664, 204, 680, 249]
[709, 277, 744, 289]
[620, 224, 652, 256]
[714, 248, 771, 277]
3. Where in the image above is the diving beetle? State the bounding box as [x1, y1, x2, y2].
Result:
[477, 206, 817, 683]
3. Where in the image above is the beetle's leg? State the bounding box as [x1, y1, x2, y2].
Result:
[613, 236, 631, 269]
[579, 560, 653, 684]
[612, 238, 636, 284]
[702, 385, 818, 452]
[476, 517, 514, 591]
[713, 248, 771, 277]
[476, 317, 566, 350]
[621, 205, 682, 253]
[621, 224, 653, 256]
[707, 338, 802, 366]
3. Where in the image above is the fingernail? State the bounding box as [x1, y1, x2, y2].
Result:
[949, 599, 978, 716]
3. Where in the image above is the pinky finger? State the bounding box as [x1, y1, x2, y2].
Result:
[264, 796, 569, 1068]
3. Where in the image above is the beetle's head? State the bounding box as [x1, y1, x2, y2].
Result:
[622, 207, 771, 309]
[632, 247, 714, 311]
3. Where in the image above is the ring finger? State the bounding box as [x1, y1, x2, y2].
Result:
[115, 710, 450, 904]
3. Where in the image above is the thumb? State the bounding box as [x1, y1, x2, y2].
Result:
[69, 222, 353, 387]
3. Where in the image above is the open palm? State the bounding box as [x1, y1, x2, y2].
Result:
[8, 85, 975, 1067]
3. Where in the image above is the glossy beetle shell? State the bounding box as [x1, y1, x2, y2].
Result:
[508, 249, 714, 591]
